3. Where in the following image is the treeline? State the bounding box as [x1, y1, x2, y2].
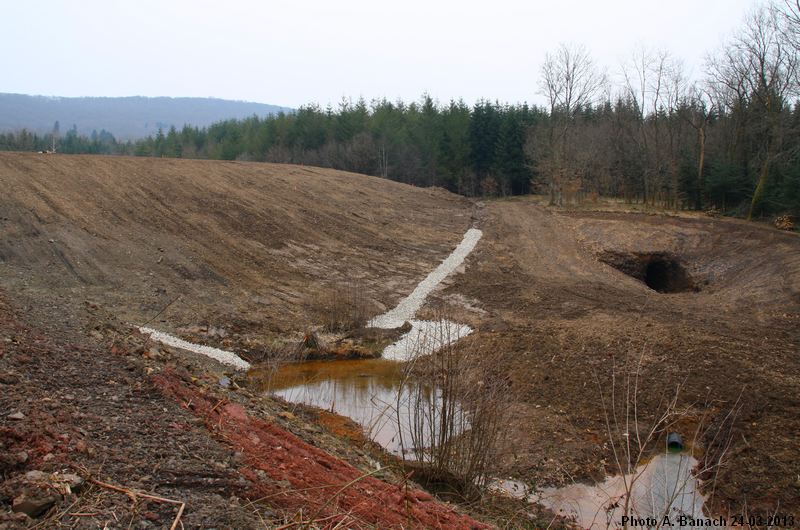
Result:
[0, 125, 120, 155]
[2, 2, 798, 219]
[133, 99, 540, 196]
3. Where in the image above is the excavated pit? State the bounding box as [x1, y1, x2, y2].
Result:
[600, 251, 699, 294]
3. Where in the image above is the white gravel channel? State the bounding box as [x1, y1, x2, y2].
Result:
[369, 228, 483, 361]
[380, 319, 475, 362]
[138, 326, 251, 371]
[137, 228, 481, 368]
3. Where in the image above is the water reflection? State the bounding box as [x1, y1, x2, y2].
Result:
[491, 453, 706, 529]
[253, 359, 454, 456]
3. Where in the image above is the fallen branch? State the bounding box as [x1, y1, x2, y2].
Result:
[210, 398, 227, 414]
[89, 478, 186, 530]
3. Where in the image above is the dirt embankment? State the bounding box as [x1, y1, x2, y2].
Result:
[0, 290, 489, 528]
[0, 152, 474, 350]
[3, 152, 799, 523]
[0, 153, 493, 528]
[446, 197, 800, 517]
[0, 293, 265, 528]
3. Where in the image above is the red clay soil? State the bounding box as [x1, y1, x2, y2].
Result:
[152, 371, 488, 530]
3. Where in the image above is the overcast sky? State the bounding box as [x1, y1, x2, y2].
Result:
[2, 0, 760, 108]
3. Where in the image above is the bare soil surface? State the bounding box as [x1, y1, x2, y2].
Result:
[0, 153, 489, 528]
[2, 153, 798, 525]
[445, 197, 800, 517]
[0, 291, 489, 528]
[0, 152, 473, 353]
[0, 293, 265, 528]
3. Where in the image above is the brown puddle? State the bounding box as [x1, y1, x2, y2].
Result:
[250, 359, 447, 456]
[253, 363, 708, 528]
[491, 453, 706, 528]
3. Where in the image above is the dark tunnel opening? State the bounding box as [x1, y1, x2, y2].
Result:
[600, 252, 699, 294]
[643, 257, 696, 293]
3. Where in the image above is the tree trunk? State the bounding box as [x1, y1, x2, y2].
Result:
[696, 127, 706, 210]
[747, 156, 771, 220]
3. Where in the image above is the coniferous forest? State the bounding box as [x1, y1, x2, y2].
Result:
[2, 3, 799, 219]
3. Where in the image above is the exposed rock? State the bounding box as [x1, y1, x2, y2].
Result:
[23, 471, 48, 482]
[11, 492, 57, 517]
[7, 412, 25, 420]
[208, 327, 228, 339]
[45, 472, 84, 493]
[277, 411, 295, 421]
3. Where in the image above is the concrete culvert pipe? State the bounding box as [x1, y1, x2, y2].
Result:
[667, 432, 684, 453]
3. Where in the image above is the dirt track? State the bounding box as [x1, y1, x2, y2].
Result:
[1, 153, 799, 525]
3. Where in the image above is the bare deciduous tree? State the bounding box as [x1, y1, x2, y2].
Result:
[775, 0, 800, 53]
[620, 47, 689, 207]
[540, 43, 607, 116]
[680, 85, 716, 210]
[537, 43, 607, 205]
[707, 5, 798, 219]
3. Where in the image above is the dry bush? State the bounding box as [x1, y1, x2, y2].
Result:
[242, 338, 303, 392]
[593, 341, 742, 529]
[395, 316, 510, 499]
[321, 278, 369, 333]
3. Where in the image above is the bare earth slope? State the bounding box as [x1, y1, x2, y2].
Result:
[448, 197, 800, 516]
[0, 292, 488, 529]
[0, 153, 485, 529]
[2, 153, 799, 524]
[0, 152, 474, 344]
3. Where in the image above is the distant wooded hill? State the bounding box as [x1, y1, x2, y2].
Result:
[0, 93, 292, 139]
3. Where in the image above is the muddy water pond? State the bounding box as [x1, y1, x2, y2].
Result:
[492, 453, 707, 529]
[255, 359, 709, 528]
[251, 359, 458, 456]
[251, 229, 479, 453]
